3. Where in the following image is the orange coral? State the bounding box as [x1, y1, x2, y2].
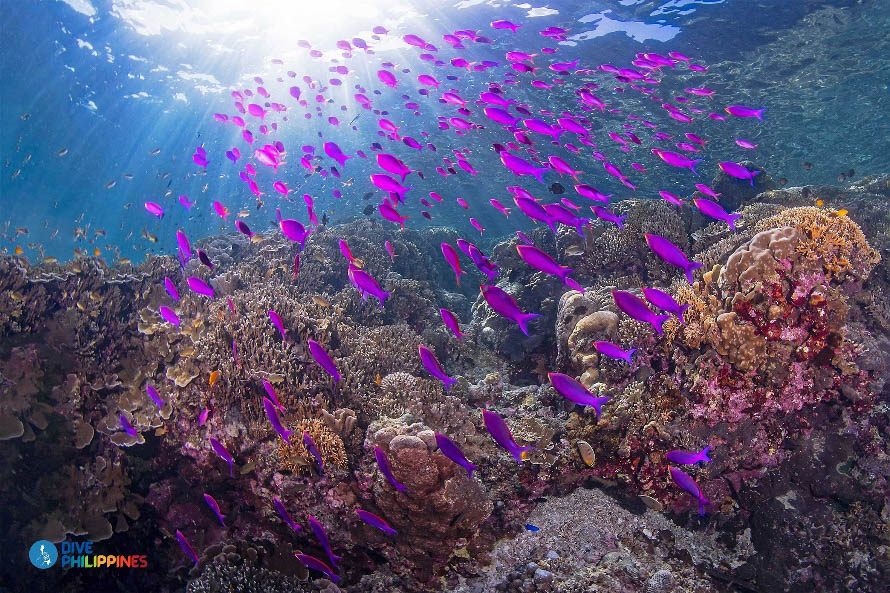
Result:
[277, 418, 347, 475]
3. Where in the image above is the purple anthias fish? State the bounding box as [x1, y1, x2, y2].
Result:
[175, 530, 199, 566]
[514, 196, 557, 233]
[263, 397, 293, 443]
[356, 509, 397, 535]
[235, 220, 253, 238]
[439, 308, 464, 340]
[295, 553, 341, 582]
[268, 310, 287, 339]
[308, 339, 341, 382]
[692, 198, 742, 231]
[187, 276, 214, 298]
[669, 466, 709, 516]
[666, 446, 712, 465]
[203, 493, 226, 527]
[717, 161, 760, 186]
[441, 242, 466, 287]
[176, 230, 191, 264]
[308, 515, 342, 568]
[377, 153, 413, 181]
[379, 202, 410, 228]
[262, 380, 285, 412]
[145, 202, 164, 218]
[725, 105, 766, 120]
[119, 412, 139, 438]
[642, 287, 690, 324]
[374, 445, 408, 492]
[164, 277, 179, 301]
[349, 265, 391, 308]
[593, 341, 636, 364]
[209, 437, 234, 477]
[280, 219, 312, 249]
[159, 305, 180, 327]
[480, 285, 540, 336]
[272, 496, 302, 533]
[323, 141, 352, 167]
[515, 244, 583, 291]
[652, 149, 702, 176]
[146, 384, 165, 411]
[644, 233, 703, 284]
[435, 432, 478, 479]
[482, 409, 535, 462]
[590, 206, 626, 229]
[501, 152, 550, 183]
[303, 431, 324, 474]
[419, 344, 457, 391]
[612, 290, 672, 335]
[548, 373, 610, 417]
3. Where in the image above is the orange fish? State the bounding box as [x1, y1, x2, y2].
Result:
[814, 199, 824, 206]
[209, 370, 220, 387]
[375, 373, 381, 386]
[14, 246, 23, 255]
[93, 247, 101, 257]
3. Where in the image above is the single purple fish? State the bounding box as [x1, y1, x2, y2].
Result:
[642, 287, 690, 324]
[175, 530, 199, 566]
[349, 265, 390, 309]
[590, 206, 627, 229]
[439, 308, 464, 341]
[303, 431, 324, 474]
[694, 198, 741, 231]
[652, 149, 702, 176]
[718, 161, 760, 186]
[356, 509, 398, 535]
[203, 493, 227, 527]
[145, 202, 164, 219]
[146, 384, 165, 411]
[272, 496, 302, 533]
[666, 446, 712, 465]
[158, 305, 180, 327]
[295, 553, 341, 582]
[198, 249, 214, 270]
[612, 290, 672, 335]
[209, 437, 234, 477]
[186, 276, 215, 298]
[435, 432, 478, 479]
[644, 233, 703, 284]
[308, 515, 342, 568]
[176, 230, 192, 264]
[198, 407, 210, 426]
[548, 372, 610, 417]
[164, 277, 180, 301]
[262, 380, 286, 412]
[119, 412, 139, 438]
[263, 397, 293, 443]
[419, 344, 457, 392]
[669, 466, 709, 516]
[515, 244, 583, 291]
[724, 105, 765, 120]
[482, 409, 535, 463]
[308, 339, 341, 382]
[268, 310, 287, 339]
[374, 445, 408, 493]
[593, 341, 636, 364]
[280, 219, 312, 249]
[480, 285, 540, 336]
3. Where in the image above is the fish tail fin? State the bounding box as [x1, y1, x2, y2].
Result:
[546, 218, 559, 234]
[624, 348, 637, 364]
[690, 159, 703, 176]
[564, 276, 585, 292]
[677, 303, 690, 325]
[701, 445, 712, 463]
[756, 108, 766, 120]
[444, 377, 458, 392]
[517, 312, 541, 336]
[532, 167, 549, 184]
[652, 314, 672, 336]
[727, 213, 741, 231]
[616, 214, 627, 230]
[684, 261, 704, 284]
[749, 171, 760, 186]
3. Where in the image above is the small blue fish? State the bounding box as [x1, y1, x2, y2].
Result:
[525, 524, 539, 532]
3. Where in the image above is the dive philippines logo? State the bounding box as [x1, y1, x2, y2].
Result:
[29, 540, 148, 569]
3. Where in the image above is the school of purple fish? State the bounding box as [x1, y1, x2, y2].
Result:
[136, 16, 767, 579]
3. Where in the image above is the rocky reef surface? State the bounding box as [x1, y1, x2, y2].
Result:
[1, 172, 889, 593]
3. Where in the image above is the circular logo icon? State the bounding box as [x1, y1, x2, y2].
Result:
[29, 540, 58, 569]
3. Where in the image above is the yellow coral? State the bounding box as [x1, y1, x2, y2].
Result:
[755, 207, 880, 281]
[277, 418, 347, 474]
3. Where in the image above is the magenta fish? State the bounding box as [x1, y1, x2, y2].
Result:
[480, 284, 540, 336]
[642, 287, 689, 324]
[516, 244, 583, 290]
[644, 233, 702, 283]
[273, 496, 302, 533]
[308, 515, 342, 568]
[295, 553, 341, 582]
[377, 153, 413, 181]
[235, 219, 253, 238]
[145, 202, 164, 219]
[280, 219, 312, 249]
[666, 446, 712, 465]
[500, 152, 550, 183]
[118, 412, 139, 438]
[385, 240, 396, 261]
[590, 206, 626, 229]
[482, 409, 535, 462]
[349, 266, 390, 308]
[308, 339, 341, 382]
[370, 173, 412, 198]
[693, 198, 741, 230]
[658, 190, 684, 207]
[303, 432, 324, 474]
[612, 290, 671, 335]
[203, 493, 226, 527]
[175, 530, 199, 566]
[419, 344, 457, 392]
[718, 161, 760, 186]
[670, 466, 709, 516]
[146, 384, 165, 411]
[435, 432, 478, 479]
[262, 380, 285, 412]
[652, 149, 702, 176]
[264, 397, 293, 443]
[491, 19, 521, 33]
[158, 305, 180, 327]
[209, 437, 234, 477]
[374, 445, 408, 493]
[356, 509, 397, 535]
[187, 276, 214, 298]
[593, 341, 636, 364]
[439, 308, 464, 341]
[724, 105, 765, 120]
[441, 242, 466, 287]
[548, 372, 610, 417]
[323, 141, 352, 167]
[268, 310, 287, 339]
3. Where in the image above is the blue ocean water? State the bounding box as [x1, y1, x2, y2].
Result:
[2, 0, 887, 263]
